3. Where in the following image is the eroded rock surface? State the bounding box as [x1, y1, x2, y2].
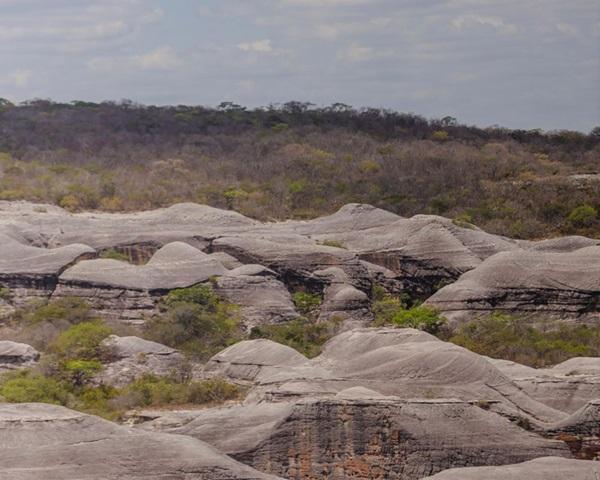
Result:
[0, 340, 39, 372]
[421, 456, 600, 480]
[95, 335, 187, 387]
[0, 402, 282, 479]
[427, 247, 600, 324]
[138, 328, 584, 479]
[2, 201, 599, 324]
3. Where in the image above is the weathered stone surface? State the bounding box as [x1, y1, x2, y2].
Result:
[421, 456, 600, 479]
[3, 201, 598, 324]
[59, 242, 227, 291]
[427, 246, 600, 324]
[207, 329, 566, 425]
[314, 267, 372, 325]
[0, 201, 257, 249]
[141, 396, 570, 480]
[95, 335, 187, 387]
[205, 339, 310, 383]
[0, 233, 94, 305]
[0, 402, 282, 479]
[0, 340, 39, 372]
[279, 204, 521, 297]
[211, 234, 371, 292]
[490, 356, 600, 414]
[51, 242, 227, 323]
[214, 267, 299, 328]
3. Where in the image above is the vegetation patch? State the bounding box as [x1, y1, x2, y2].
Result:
[373, 293, 447, 335]
[145, 284, 242, 360]
[449, 313, 600, 368]
[291, 291, 323, 316]
[250, 317, 341, 358]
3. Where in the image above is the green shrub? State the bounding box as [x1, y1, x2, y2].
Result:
[165, 284, 218, 308]
[450, 313, 600, 367]
[568, 204, 598, 228]
[452, 213, 476, 229]
[0, 286, 10, 301]
[373, 296, 446, 334]
[250, 317, 339, 358]
[0, 370, 69, 405]
[291, 292, 322, 315]
[62, 359, 103, 386]
[24, 297, 96, 325]
[0, 370, 240, 421]
[319, 239, 346, 249]
[123, 375, 241, 407]
[388, 305, 446, 334]
[146, 285, 242, 360]
[99, 249, 130, 262]
[51, 320, 113, 361]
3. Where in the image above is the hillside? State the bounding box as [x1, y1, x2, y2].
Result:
[0, 99, 598, 240]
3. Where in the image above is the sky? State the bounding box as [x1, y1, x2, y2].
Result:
[0, 0, 598, 131]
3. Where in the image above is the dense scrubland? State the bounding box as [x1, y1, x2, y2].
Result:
[0, 98, 598, 239]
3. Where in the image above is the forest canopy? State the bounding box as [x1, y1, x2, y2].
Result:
[0, 98, 598, 239]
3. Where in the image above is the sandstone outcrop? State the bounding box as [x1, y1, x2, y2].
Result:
[422, 456, 600, 479]
[2, 201, 599, 324]
[0, 402, 282, 479]
[94, 335, 187, 387]
[427, 246, 600, 324]
[135, 328, 585, 479]
[140, 393, 569, 480]
[0, 234, 94, 305]
[214, 266, 300, 328]
[0, 340, 39, 372]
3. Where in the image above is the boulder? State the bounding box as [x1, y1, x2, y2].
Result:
[95, 335, 186, 387]
[205, 339, 310, 383]
[0, 403, 281, 479]
[53, 242, 227, 323]
[214, 266, 299, 328]
[490, 356, 600, 414]
[421, 456, 600, 480]
[0, 340, 39, 372]
[140, 396, 570, 480]
[0, 234, 94, 306]
[427, 247, 600, 324]
[314, 267, 372, 325]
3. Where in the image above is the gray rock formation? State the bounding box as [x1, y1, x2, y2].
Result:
[140, 395, 569, 480]
[314, 267, 372, 326]
[137, 328, 580, 479]
[489, 356, 600, 415]
[0, 234, 94, 305]
[427, 246, 600, 324]
[211, 234, 371, 293]
[0, 402, 282, 479]
[421, 456, 600, 479]
[94, 335, 187, 387]
[53, 242, 227, 323]
[214, 266, 300, 328]
[205, 339, 310, 383]
[2, 200, 599, 323]
[0, 340, 39, 372]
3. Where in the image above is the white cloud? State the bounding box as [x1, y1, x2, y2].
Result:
[337, 43, 373, 62]
[555, 22, 578, 36]
[134, 46, 181, 70]
[237, 39, 274, 53]
[88, 46, 182, 72]
[336, 43, 394, 62]
[280, 0, 372, 5]
[451, 14, 518, 35]
[10, 70, 31, 88]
